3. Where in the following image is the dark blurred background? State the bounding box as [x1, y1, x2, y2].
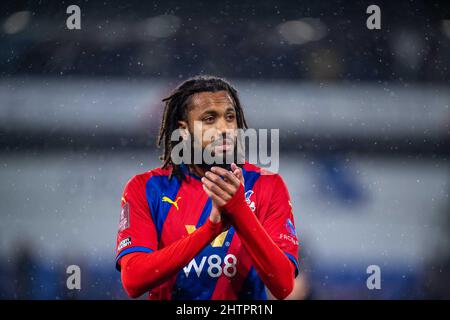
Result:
[0, 0, 449, 299]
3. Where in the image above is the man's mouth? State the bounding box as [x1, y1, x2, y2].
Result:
[214, 144, 232, 152]
[213, 139, 234, 152]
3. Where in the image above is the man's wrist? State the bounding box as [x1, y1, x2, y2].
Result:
[204, 218, 224, 237]
[220, 183, 247, 216]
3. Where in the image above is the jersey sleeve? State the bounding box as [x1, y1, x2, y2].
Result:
[115, 174, 158, 271]
[262, 174, 300, 277]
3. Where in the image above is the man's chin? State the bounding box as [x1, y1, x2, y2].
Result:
[195, 146, 242, 172]
[198, 162, 232, 172]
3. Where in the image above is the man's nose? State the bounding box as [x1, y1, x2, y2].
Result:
[216, 118, 228, 136]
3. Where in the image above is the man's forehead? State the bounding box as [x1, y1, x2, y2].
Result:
[188, 91, 234, 110]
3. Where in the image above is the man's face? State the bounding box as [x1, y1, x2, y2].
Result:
[178, 90, 238, 165]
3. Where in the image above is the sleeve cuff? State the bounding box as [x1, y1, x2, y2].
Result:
[284, 252, 300, 277]
[115, 246, 154, 271]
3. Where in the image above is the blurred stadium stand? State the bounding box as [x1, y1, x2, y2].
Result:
[0, 0, 449, 299]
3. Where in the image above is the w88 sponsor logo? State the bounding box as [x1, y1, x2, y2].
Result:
[183, 254, 237, 278]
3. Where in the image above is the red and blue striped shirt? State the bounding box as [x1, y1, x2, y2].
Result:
[115, 161, 299, 300]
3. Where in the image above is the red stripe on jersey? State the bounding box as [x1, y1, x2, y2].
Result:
[150, 175, 211, 299]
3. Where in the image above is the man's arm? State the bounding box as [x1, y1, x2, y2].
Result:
[202, 166, 296, 300]
[220, 183, 295, 300]
[116, 173, 225, 298]
[120, 218, 223, 298]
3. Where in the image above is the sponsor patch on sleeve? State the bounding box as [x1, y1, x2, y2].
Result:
[118, 202, 130, 231]
[118, 237, 131, 251]
[285, 218, 296, 236]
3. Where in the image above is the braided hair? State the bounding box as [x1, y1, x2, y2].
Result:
[157, 75, 248, 181]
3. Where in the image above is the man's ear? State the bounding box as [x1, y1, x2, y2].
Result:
[178, 120, 189, 140]
[178, 120, 187, 129]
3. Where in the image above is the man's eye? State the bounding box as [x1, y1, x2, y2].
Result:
[203, 117, 214, 123]
[226, 114, 236, 121]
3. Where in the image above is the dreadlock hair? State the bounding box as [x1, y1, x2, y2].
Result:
[157, 75, 248, 181]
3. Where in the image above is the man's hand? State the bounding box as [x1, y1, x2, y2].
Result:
[208, 204, 222, 224]
[202, 163, 244, 207]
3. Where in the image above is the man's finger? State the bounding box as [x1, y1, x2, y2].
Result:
[202, 177, 231, 201]
[210, 166, 241, 187]
[204, 171, 235, 195]
[202, 184, 227, 206]
[231, 163, 244, 184]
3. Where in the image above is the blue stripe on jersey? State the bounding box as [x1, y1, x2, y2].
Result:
[196, 197, 212, 228]
[171, 166, 263, 300]
[115, 246, 154, 271]
[145, 175, 182, 242]
[171, 195, 236, 300]
[238, 266, 267, 300]
[285, 252, 300, 277]
[241, 167, 261, 192]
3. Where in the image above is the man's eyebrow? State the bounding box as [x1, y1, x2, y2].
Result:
[198, 106, 235, 117]
[199, 109, 218, 117]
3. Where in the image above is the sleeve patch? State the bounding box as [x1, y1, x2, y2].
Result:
[118, 202, 130, 231]
[118, 237, 132, 251]
[285, 218, 296, 236]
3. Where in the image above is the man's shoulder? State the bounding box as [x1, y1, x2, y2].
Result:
[124, 166, 173, 189]
[242, 161, 283, 182]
